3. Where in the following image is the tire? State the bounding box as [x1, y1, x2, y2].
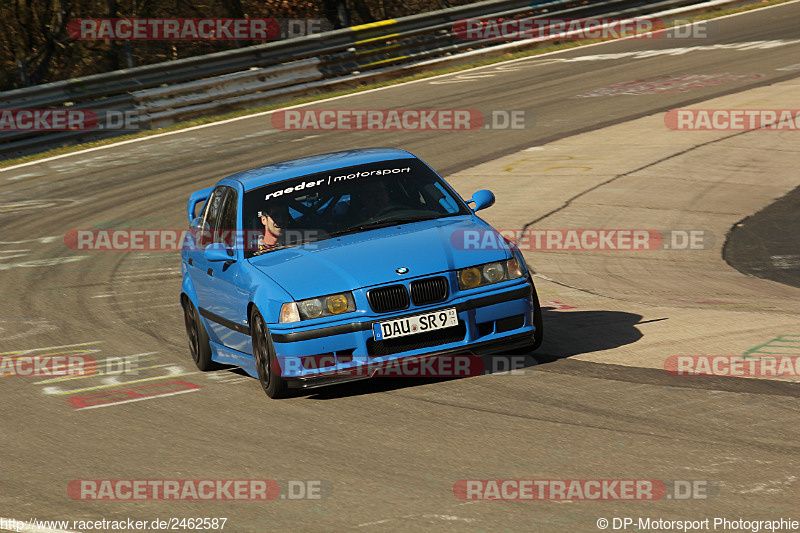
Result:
[183, 296, 216, 371]
[250, 309, 290, 399]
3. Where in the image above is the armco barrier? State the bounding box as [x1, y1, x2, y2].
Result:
[0, 0, 548, 110]
[0, 0, 763, 160]
[135, 59, 324, 116]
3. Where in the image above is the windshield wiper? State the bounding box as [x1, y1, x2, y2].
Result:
[340, 215, 441, 234]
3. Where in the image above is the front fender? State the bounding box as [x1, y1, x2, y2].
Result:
[249, 281, 294, 328]
[236, 260, 294, 331]
[180, 269, 200, 308]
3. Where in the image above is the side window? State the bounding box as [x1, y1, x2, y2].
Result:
[198, 187, 226, 248]
[216, 189, 238, 247]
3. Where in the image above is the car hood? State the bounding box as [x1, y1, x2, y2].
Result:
[248, 216, 511, 300]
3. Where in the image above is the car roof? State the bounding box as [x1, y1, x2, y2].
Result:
[223, 148, 419, 191]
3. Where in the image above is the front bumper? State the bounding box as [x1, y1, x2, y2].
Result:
[283, 331, 535, 389]
[270, 278, 537, 386]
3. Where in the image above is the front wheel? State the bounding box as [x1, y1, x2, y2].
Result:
[250, 309, 290, 399]
[183, 296, 217, 370]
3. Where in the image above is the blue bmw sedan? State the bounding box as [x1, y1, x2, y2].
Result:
[181, 148, 542, 398]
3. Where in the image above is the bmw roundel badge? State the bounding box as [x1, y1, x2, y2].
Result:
[396, 267, 409, 274]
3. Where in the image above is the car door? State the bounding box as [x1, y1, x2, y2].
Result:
[202, 186, 252, 352]
[186, 187, 228, 302]
[187, 186, 227, 340]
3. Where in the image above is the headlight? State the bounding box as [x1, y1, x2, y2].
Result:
[457, 259, 525, 290]
[483, 262, 505, 283]
[280, 292, 356, 323]
[279, 302, 300, 323]
[299, 299, 323, 319]
[458, 267, 482, 289]
[327, 294, 349, 314]
[506, 257, 524, 279]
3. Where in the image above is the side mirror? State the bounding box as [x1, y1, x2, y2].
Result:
[187, 187, 213, 222]
[204, 242, 235, 262]
[189, 217, 211, 249]
[468, 189, 495, 212]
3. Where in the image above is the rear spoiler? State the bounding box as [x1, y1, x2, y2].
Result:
[187, 187, 214, 222]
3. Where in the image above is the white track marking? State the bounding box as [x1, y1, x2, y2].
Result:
[32, 355, 160, 384]
[92, 295, 174, 303]
[41, 365, 193, 395]
[2, 0, 797, 173]
[112, 273, 181, 281]
[91, 289, 163, 298]
[75, 388, 200, 410]
[125, 303, 179, 310]
[0, 342, 102, 356]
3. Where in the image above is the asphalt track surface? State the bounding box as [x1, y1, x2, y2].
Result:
[725, 183, 800, 289]
[2, 3, 800, 532]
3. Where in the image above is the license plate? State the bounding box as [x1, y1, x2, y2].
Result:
[373, 308, 458, 341]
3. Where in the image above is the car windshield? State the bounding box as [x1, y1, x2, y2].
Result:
[242, 158, 470, 257]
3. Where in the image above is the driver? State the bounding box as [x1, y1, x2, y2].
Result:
[350, 179, 392, 220]
[257, 203, 290, 252]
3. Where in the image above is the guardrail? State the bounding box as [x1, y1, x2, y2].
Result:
[0, 0, 761, 160]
